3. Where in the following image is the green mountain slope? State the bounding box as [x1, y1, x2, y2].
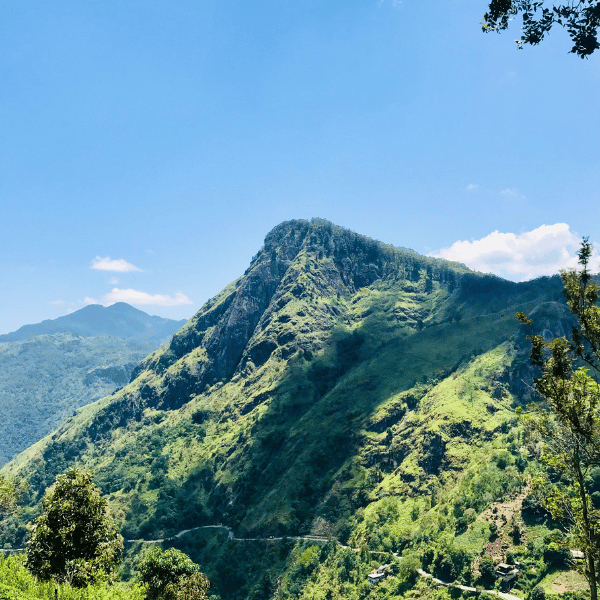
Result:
[0, 219, 572, 599]
[0, 305, 186, 465]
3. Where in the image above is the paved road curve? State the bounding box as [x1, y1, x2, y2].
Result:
[4, 523, 523, 598]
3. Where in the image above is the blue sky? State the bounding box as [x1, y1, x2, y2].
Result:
[1, 0, 599, 334]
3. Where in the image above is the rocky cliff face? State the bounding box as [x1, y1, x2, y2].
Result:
[128, 219, 473, 411]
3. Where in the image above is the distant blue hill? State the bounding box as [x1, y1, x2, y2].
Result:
[0, 303, 188, 343]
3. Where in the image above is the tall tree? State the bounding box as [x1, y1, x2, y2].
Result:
[517, 239, 600, 600]
[483, 0, 600, 57]
[25, 467, 123, 587]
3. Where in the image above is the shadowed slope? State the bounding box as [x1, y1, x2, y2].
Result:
[0, 219, 571, 599]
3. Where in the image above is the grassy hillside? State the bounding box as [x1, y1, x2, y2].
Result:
[0, 554, 144, 600]
[0, 219, 574, 599]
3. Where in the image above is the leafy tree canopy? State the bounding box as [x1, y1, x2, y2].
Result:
[0, 475, 18, 515]
[517, 239, 600, 600]
[483, 0, 600, 57]
[138, 547, 209, 600]
[24, 467, 123, 587]
[478, 555, 496, 586]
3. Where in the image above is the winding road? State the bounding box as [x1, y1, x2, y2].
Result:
[3, 524, 524, 598]
[125, 524, 331, 545]
[125, 525, 524, 599]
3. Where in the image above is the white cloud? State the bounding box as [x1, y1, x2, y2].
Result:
[429, 223, 593, 282]
[467, 184, 478, 190]
[84, 296, 100, 305]
[101, 288, 193, 307]
[500, 188, 519, 197]
[108, 277, 119, 285]
[91, 256, 141, 272]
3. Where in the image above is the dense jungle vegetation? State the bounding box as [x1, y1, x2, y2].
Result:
[0, 220, 593, 600]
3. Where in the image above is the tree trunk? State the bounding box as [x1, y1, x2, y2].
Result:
[575, 441, 598, 600]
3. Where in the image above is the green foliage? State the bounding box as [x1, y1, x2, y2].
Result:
[0, 332, 165, 466]
[25, 467, 123, 587]
[395, 553, 420, 592]
[163, 573, 210, 600]
[478, 555, 496, 587]
[0, 220, 577, 599]
[530, 584, 547, 600]
[138, 547, 205, 600]
[0, 475, 18, 514]
[431, 545, 473, 584]
[518, 239, 600, 600]
[483, 0, 600, 57]
[277, 543, 374, 600]
[141, 527, 296, 600]
[0, 554, 144, 599]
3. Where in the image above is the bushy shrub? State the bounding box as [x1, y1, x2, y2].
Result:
[478, 556, 496, 587]
[138, 547, 206, 600]
[543, 542, 570, 569]
[530, 585, 546, 600]
[431, 545, 472, 582]
[496, 455, 508, 470]
[0, 555, 144, 600]
[163, 573, 210, 600]
[455, 517, 468, 533]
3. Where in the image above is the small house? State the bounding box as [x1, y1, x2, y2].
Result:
[495, 563, 519, 590]
[571, 550, 584, 560]
[367, 571, 386, 586]
[367, 564, 391, 586]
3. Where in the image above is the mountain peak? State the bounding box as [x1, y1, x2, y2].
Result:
[0, 303, 187, 343]
[105, 302, 148, 315]
[132, 219, 481, 404]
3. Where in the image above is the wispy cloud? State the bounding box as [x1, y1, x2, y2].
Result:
[429, 223, 591, 282]
[467, 183, 478, 190]
[51, 300, 64, 305]
[500, 188, 519, 197]
[101, 288, 192, 307]
[84, 296, 99, 305]
[108, 277, 119, 285]
[91, 257, 141, 272]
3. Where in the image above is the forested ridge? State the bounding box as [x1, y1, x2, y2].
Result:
[0, 220, 589, 600]
[0, 304, 186, 466]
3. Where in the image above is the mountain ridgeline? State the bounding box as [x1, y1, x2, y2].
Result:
[1, 219, 572, 600]
[0, 302, 187, 343]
